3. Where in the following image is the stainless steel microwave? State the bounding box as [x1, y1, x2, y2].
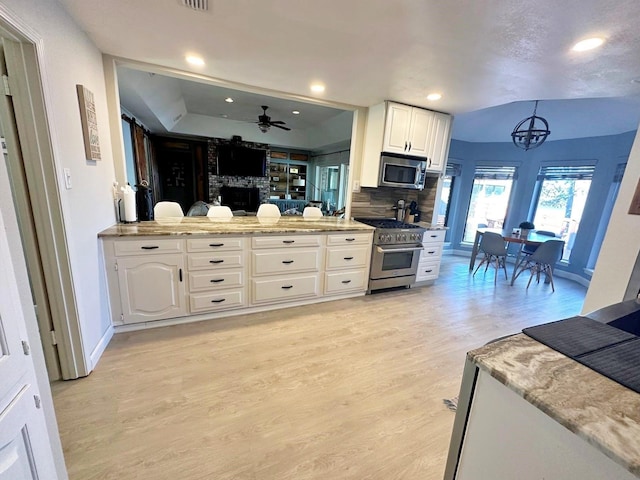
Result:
[378, 154, 427, 190]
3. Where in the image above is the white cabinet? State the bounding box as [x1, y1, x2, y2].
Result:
[117, 254, 187, 323]
[324, 233, 372, 295]
[186, 236, 247, 315]
[361, 101, 452, 187]
[382, 102, 432, 157]
[415, 229, 445, 283]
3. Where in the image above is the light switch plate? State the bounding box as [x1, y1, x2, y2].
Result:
[63, 168, 72, 189]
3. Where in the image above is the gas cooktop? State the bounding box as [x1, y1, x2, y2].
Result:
[354, 218, 423, 229]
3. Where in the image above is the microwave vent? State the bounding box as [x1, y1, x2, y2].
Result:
[181, 0, 208, 11]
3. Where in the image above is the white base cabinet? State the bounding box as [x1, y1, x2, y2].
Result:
[415, 229, 445, 283]
[103, 231, 372, 328]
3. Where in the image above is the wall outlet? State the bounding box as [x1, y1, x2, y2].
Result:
[352, 180, 361, 193]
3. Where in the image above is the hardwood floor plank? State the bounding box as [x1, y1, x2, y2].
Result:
[52, 255, 587, 479]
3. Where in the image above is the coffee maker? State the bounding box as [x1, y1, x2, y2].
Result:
[135, 180, 154, 221]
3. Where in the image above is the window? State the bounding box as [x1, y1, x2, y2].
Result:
[532, 165, 595, 262]
[587, 163, 626, 269]
[437, 163, 460, 227]
[463, 166, 516, 242]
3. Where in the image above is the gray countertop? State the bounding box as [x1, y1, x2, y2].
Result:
[98, 216, 375, 237]
[468, 333, 640, 476]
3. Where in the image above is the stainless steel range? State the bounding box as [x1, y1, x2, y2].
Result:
[355, 218, 426, 292]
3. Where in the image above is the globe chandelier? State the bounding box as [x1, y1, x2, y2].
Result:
[511, 100, 551, 151]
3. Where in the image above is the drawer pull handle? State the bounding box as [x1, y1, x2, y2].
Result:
[282, 260, 294, 264]
[427, 251, 436, 254]
[210, 298, 226, 303]
[209, 259, 224, 264]
[425, 269, 433, 273]
[140, 245, 159, 250]
[281, 285, 293, 290]
[179, 268, 183, 282]
[209, 243, 224, 247]
[343, 256, 354, 260]
[430, 235, 438, 238]
[341, 280, 352, 284]
[345, 238, 355, 242]
[210, 278, 225, 283]
[282, 240, 295, 244]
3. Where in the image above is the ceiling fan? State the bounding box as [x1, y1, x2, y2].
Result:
[256, 105, 291, 133]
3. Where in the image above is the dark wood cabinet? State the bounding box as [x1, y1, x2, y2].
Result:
[153, 137, 208, 213]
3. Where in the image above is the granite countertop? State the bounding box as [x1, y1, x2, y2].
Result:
[98, 216, 375, 237]
[469, 333, 640, 476]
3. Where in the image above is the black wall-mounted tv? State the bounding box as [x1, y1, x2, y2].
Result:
[217, 144, 267, 177]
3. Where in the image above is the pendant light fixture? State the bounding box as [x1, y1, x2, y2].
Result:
[511, 100, 551, 151]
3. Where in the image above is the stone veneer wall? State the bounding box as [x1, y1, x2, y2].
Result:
[207, 138, 271, 207]
[349, 176, 439, 222]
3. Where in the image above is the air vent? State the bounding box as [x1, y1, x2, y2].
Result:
[181, 0, 208, 11]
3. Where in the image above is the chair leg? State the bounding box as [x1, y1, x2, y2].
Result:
[546, 265, 555, 292]
[501, 256, 508, 280]
[473, 255, 487, 276]
[526, 270, 535, 289]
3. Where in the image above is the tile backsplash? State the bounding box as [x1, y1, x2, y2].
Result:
[350, 177, 438, 222]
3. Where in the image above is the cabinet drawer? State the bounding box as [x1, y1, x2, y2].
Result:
[189, 289, 245, 314]
[324, 270, 367, 295]
[114, 238, 184, 256]
[252, 249, 319, 275]
[422, 230, 446, 243]
[420, 245, 442, 262]
[325, 246, 369, 270]
[187, 237, 245, 253]
[252, 274, 319, 304]
[326, 233, 372, 246]
[415, 262, 440, 282]
[252, 235, 321, 249]
[188, 252, 244, 270]
[188, 270, 243, 292]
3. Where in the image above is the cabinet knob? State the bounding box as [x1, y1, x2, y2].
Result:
[140, 245, 159, 250]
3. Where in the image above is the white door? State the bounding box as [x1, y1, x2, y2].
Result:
[407, 107, 433, 157]
[382, 102, 412, 154]
[426, 112, 452, 173]
[0, 205, 60, 479]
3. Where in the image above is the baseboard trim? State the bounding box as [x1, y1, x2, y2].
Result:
[89, 325, 114, 372]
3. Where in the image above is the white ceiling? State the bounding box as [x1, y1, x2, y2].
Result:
[61, 0, 640, 142]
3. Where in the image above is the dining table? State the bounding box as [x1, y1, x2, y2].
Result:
[469, 228, 551, 285]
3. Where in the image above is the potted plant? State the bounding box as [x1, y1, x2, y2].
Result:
[519, 221, 535, 237]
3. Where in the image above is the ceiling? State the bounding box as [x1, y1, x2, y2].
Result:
[62, 0, 640, 143]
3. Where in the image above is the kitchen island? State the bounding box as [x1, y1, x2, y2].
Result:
[444, 333, 640, 479]
[99, 217, 374, 331]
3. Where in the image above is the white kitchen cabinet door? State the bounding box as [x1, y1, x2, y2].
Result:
[426, 111, 452, 173]
[407, 107, 433, 156]
[117, 254, 187, 323]
[382, 102, 412, 154]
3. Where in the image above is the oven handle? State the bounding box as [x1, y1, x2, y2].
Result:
[375, 245, 423, 254]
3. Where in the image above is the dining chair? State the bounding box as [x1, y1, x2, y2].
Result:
[186, 200, 210, 216]
[473, 231, 508, 284]
[302, 206, 323, 218]
[512, 239, 565, 292]
[206, 205, 233, 218]
[153, 201, 184, 218]
[256, 203, 281, 217]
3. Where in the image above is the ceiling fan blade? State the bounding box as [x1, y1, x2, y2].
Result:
[271, 123, 291, 131]
[270, 120, 286, 125]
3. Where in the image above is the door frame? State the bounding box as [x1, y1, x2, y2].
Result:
[0, 6, 88, 379]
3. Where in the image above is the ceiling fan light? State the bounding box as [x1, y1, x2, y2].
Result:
[258, 124, 270, 133]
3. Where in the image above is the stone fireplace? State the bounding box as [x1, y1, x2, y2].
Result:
[220, 186, 260, 213]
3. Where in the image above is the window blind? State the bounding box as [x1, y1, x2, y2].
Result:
[473, 166, 516, 180]
[445, 163, 462, 177]
[613, 163, 626, 183]
[537, 165, 595, 180]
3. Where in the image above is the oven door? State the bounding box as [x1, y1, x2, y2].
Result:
[370, 243, 422, 280]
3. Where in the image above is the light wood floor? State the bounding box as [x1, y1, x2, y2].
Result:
[52, 255, 587, 480]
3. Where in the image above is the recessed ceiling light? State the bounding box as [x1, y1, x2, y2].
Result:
[310, 83, 325, 93]
[185, 55, 205, 66]
[572, 37, 604, 52]
[224, 97, 234, 103]
[221, 114, 228, 118]
[292, 110, 300, 115]
[427, 93, 442, 101]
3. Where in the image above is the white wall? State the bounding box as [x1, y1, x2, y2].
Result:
[582, 127, 640, 314]
[0, 0, 116, 368]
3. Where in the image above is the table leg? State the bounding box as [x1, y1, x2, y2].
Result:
[469, 230, 482, 271]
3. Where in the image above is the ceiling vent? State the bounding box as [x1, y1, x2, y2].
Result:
[181, 0, 208, 11]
